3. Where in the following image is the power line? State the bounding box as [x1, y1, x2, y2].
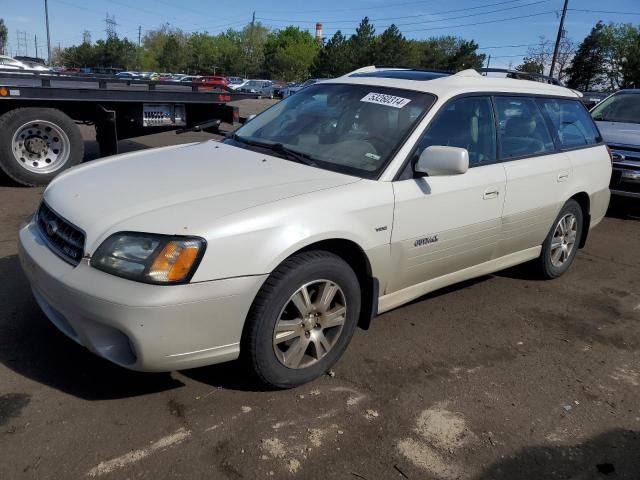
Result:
[257, 0, 551, 24]
[320, 9, 559, 34]
[568, 9, 640, 16]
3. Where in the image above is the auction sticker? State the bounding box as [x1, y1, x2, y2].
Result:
[361, 92, 411, 108]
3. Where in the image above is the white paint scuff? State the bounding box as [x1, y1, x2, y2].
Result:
[87, 428, 191, 477]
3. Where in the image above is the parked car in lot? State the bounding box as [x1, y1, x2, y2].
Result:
[580, 91, 610, 110]
[115, 71, 140, 79]
[288, 78, 327, 96]
[140, 72, 160, 81]
[240, 79, 276, 98]
[18, 67, 611, 388]
[179, 75, 201, 83]
[195, 75, 229, 90]
[228, 77, 246, 90]
[273, 82, 293, 98]
[591, 89, 640, 199]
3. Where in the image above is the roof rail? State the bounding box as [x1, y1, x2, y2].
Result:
[477, 68, 562, 86]
[373, 65, 455, 75]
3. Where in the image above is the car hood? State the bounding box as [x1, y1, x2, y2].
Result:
[596, 121, 640, 148]
[44, 141, 359, 250]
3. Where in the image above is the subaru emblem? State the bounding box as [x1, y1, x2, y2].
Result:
[46, 220, 59, 237]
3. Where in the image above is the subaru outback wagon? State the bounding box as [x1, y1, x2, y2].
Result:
[19, 67, 611, 388]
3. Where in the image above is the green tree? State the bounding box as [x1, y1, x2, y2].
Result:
[263, 27, 319, 81]
[313, 31, 351, 77]
[373, 24, 409, 66]
[601, 22, 640, 89]
[516, 57, 544, 74]
[419, 36, 485, 71]
[157, 33, 189, 72]
[349, 17, 376, 68]
[566, 22, 607, 90]
[620, 35, 640, 88]
[0, 18, 7, 56]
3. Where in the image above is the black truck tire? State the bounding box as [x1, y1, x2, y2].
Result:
[0, 108, 84, 186]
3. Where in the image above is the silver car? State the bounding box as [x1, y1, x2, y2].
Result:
[592, 90, 640, 199]
[241, 80, 275, 98]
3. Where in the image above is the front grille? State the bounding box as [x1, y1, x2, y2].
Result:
[36, 203, 85, 265]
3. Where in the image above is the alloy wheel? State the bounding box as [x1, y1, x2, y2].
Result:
[273, 279, 347, 369]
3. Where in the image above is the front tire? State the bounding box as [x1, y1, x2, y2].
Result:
[0, 108, 84, 186]
[242, 251, 361, 389]
[537, 199, 584, 279]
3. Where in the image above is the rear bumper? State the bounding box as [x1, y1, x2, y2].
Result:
[18, 219, 267, 372]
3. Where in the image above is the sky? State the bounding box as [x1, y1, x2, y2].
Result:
[2, 0, 640, 68]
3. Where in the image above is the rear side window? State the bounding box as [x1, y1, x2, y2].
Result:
[537, 98, 601, 148]
[495, 97, 555, 159]
[414, 96, 497, 167]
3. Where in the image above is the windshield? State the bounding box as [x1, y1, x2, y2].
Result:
[591, 92, 640, 124]
[226, 83, 434, 178]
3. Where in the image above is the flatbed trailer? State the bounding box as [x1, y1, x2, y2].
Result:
[0, 70, 257, 186]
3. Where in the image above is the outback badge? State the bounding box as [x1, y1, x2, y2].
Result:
[414, 235, 438, 247]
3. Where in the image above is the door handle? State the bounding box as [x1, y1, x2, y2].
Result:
[483, 188, 500, 200]
[557, 172, 570, 182]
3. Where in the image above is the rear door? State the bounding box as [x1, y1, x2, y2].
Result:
[495, 96, 572, 257]
[389, 96, 506, 293]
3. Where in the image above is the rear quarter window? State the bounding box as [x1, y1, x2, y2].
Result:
[537, 98, 602, 149]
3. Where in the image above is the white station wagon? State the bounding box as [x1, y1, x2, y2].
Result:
[19, 67, 612, 388]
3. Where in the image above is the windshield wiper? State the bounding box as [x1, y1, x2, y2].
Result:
[231, 134, 316, 166]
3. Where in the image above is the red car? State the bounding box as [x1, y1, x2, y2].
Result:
[195, 76, 229, 90]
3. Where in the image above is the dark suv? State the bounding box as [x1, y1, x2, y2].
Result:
[591, 90, 640, 199]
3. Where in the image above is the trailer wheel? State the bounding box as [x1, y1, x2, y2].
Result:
[0, 108, 84, 186]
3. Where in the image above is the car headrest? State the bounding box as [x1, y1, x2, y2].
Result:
[505, 117, 537, 137]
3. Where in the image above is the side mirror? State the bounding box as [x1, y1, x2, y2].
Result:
[415, 146, 469, 176]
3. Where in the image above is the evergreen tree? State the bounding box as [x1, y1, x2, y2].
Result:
[374, 24, 409, 66]
[350, 17, 376, 69]
[566, 22, 607, 90]
[312, 31, 352, 77]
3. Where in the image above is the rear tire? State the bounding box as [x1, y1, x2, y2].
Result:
[0, 108, 84, 186]
[242, 251, 361, 389]
[537, 199, 584, 279]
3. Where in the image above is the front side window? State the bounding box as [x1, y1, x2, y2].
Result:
[413, 96, 497, 167]
[495, 97, 555, 159]
[538, 98, 601, 149]
[591, 92, 640, 124]
[227, 84, 434, 178]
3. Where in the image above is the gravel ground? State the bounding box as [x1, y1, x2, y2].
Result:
[0, 98, 639, 480]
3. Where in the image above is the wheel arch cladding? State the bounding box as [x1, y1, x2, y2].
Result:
[570, 192, 591, 248]
[296, 239, 377, 330]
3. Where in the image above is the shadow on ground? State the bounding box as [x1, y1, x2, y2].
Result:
[606, 196, 640, 221]
[0, 253, 265, 399]
[476, 429, 640, 480]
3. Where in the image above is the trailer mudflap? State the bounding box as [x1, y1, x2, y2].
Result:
[95, 105, 118, 157]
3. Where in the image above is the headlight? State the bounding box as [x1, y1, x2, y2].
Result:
[90, 232, 206, 284]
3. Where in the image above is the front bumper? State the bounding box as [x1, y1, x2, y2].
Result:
[610, 152, 640, 199]
[18, 219, 267, 372]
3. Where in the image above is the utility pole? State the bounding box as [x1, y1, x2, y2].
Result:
[249, 12, 255, 53]
[485, 55, 491, 75]
[45, 0, 52, 64]
[105, 13, 117, 40]
[549, 0, 568, 79]
[138, 26, 142, 47]
[35, 34, 38, 58]
[16, 31, 28, 57]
